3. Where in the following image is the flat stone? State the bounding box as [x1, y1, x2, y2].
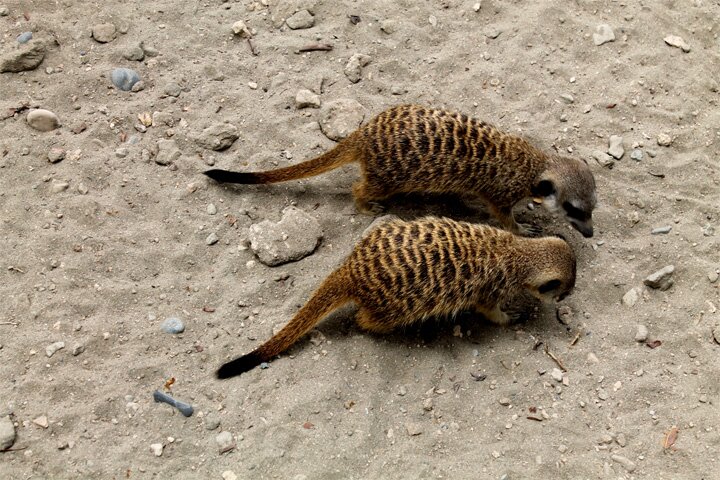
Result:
[608, 135, 624, 159]
[33, 415, 49, 428]
[27, 109, 60, 131]
[664, 35, 690, 52]
[45, 341, 65, 357]
[286, 10, 314, 29]
[195, 123, 239, 151]
[344, 53, 371, 83]
[48, 148, 65, 163]
[0, 416, 16, 451]
[110, 68, 140, 91]
[559, 93, 574, 104]
[611, 454, 636, 473]
[248, 206, 323, 266]
[0, 42, 45, 72]
[591, 150, 614, 168]
[593, 24, 615, 46]
[319, 99, 365, 141]
[644, 265, 675, 290]
[295, 89, 321, 109]
[155, 139, 181, 165]
[92, 23, 117, 43]
[634, 325, 648, 342]
[216, 431, 235, 454]
[622, 288, 639, 307]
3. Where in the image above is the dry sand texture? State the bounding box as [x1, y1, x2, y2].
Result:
[1, 0, 720, 478]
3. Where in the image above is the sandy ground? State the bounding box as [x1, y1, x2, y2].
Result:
[2, 0, 720, 478]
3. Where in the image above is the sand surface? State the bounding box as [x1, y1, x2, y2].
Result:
[1, 0, 720, 478]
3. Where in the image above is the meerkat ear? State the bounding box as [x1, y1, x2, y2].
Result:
[538, 279, 561, 294]
[532, 179, 556, 198]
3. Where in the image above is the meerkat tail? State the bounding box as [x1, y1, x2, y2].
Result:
[216, 268, 351, 379]
[204, 139, 359, 185]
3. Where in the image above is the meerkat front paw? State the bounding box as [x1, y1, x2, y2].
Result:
[517, 222, 543, 237]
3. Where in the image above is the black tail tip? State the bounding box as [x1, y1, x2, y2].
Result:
[203, 169, 231, 182]
[216, 352, 264, 380]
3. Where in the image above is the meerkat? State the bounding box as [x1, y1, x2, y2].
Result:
[204, 104, 597, 238]
[216, 217, 576, 379]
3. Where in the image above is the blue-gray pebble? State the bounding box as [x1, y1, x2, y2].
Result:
[161, 317, 185, 334]
[17, 32, 32, 43]
[111, 68, 140, 91]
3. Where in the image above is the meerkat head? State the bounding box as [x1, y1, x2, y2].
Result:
[531, 157, 597, 238]
[523, 236, 577, 303]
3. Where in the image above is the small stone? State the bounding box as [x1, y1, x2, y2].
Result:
[207, 204, 217, 215]
[295, 89, 321, 109]
[45, 341, 65, 357]
[0, 6, 8, 16]
[319, 99, 366, 141]
[51, 181, 69, 193]
[47, 148, 65, 163]
[611, 454, 636, 473]
[709, 272, 719, 284]
[131, 80, 145, 92]
[473, 2, 481, 12]
[703, 224, 715, 237]
[150, 443, 163, 457]
[17, 32, 32, 44]
[195, 123, 239, 151]
[657, 133, 673, 146]
[248, 206, 322, 266]
[651, 226, 672, 235]
[379, 19, 396, 34]
[390, 85, 404, 95]
[422, 398, 433, 411]
[155, 139, 181, 165]
[593, 24, 615, 46]
[33, 415, 49, 429]
[556, 305, 573, 325]
[597, 389, 609, 401]
[630, 149, 643, 161]
[622, 288, 639, 307]
[664, 35, 690, 52]
[122, 45, 144, 61]
[0, 43, 46, 72]
[616, 433, 627, 447]
[206, 232, 219, 245]
[644, 265, 675, 291]
[634, 325, 649, 342]
[405, 422, 423, 436]
[587, 352, 599, 364]
[27, 109, 60, 132]
[161, 317, 185, 334]
[248, 81, 258, 90]
[232, 20, 252, 38]
[216, 431, 235, 454]
[164, 82, 182, 97]
[71, 344, 85, 356]
[592, 150, 614, 168]
[0, 416, 16, 451]
[222, 471, 238, 480]
[559, 93, 574, 104]
[115, 147, 128, 158]
[398, 385, 407, 396]
[551, 368, 563, 382]
[286, 10, 314, 30]
[498, 397, 511, 406]
[344, 53, 371, 83]
[110, 68, 141, 91]
[92, 23, 117, 43]
[608, 135, 624, 159]
[699, 394, 708, 403]
[204, 414, 221, 431]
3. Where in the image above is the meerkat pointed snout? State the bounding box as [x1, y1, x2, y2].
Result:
[216, 218, 577, 379]
[204, 105, 598, 238]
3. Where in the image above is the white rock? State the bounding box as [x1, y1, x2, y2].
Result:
[634, 325, 648, 342]
[295, 89, 321, 109]
[27, 109, 60, 132]
[45, 341, 65, 357]
[622, 288, 639, 307]
[664, 35, 690, 52]
[608, 135, 624, 159]
[33, 415, 49, 428]
[248, 206, 322, 266]
[593, 24, 615, 46]
[551, 368, 564, 382]
[0, 416, 16, 451]
[150, 443, 163, 456]
[657, 133, 673, 146]
[216, 431, 235, 454]
[232, 20, 251, 37]
[286, 10, 314, 30]
[222, 472, 238, 480]
[344, 53, 371, 83]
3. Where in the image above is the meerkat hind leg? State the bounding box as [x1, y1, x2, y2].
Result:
[355, 308, 395, 334]
[353, 181, 389, 215]
[475, 304, 513, 326]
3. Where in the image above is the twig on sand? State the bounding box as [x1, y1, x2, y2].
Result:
[298, 43, 333, 53]
[544, 344, 567, 372]
[570, 330, 582, 346]
[0, 322, 19, 326]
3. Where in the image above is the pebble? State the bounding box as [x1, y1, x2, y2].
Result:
[587, 352, 599, 364]
[295, 89, 321, 109]
[559, 93, 574, 104]
[110, 68, 141, 91]
[591, 150, 614, 168]
[608, 135, 624, 159]
[161, 317, 185, 334]
[422, 398, 433, 411]
[204, 414, 221, 431]
[286, 10, 314, 30]
[155, 139, 181, 165]
[248, 206, 323, 266]
[27, 109, 60, 132]
[380, 19, 397, 34]
[634, 325, 649, 342]
[611, 454, 636, 473]
[319, 99, 366, 141]
[709, 272, 719, 284]
[405, 422, 423, 436]
[498, 397, 511, 406]
[664, 35, 690, 52]
[47, 148, 65, 163]
[206, 232, 219, 245]
[390, 85, 405, 95]
[0, 6, 8, 16]
[232, 20, 252, 37]
[630, 149, 643, 161]
[216, 431, 236, 454]
[0, 416, 16, 451]
[657, 133, 673, 146]
[33, 415, 49, 428]
[150, 443, 163, 456]
[551, 368, 563, 382]
[207, 204, 217, 215]
[556, 305, 574, 325]
[344, 53, 371, 83]
[45, 341, 65, 357]
[92, 23, 117, 43]
[115, 147, 128, 158]
[473, 2, 481, 12]
[222, 471, 238, 480]
[71, 344, 85, 356]
[713, 325, 720, 345]
[164, 82, 182, 97]
[651, 226, 672, 235]
[195, 123, 239, 151]
[17, 31, 32, 44]
[0, 43, 46, 72]
[52, 181, 69, 193]
[644, 265, 675, 291]
[593, 24, 615, 46]
[616, 433, 627, 447]
[122, 45, 145, 61]
[622, 288, 639, 307]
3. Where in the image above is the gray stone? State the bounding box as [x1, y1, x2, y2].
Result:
[164, 82, 182, 97]
[122, 45, 144, 61]
[27, 109, 59, 131]
[405, 422, 423, 436]
[611, 454, 636, 473]
[608, 135, 624, 159]
[45, 341, 65, 357]
[559, 93, 574, 104]
[651, 226, 672, 235]
[52, 181, 69, 193]
[593, 24, 615, 45]
[92, 23, 117, 43]
[248, 206, 323, 266]
[47, 148, 65, 163]
[344, 53, 371, 83]
[380, 19, 397, 34]
[206, 232, 219, 245]
[0, 43, 45, 72]
[664, 35, 690, 52]
[0, 6, 9, 16]
[110, 68, 140, 91]
[216, 431, 235, 454]
[634, 325, 648, 342]
[644, 265, 675, 291]
[319, 99, 365, 141]
[551, 368, 563, 382]
[630, 149, 643, 161]
[17, 32, 32, 44]
[232, 20, 252, 37]
[195, 123, 239, 151]
[155, 139, 181, 165]
[0, 416, 15, 451]
[286, 10, 315, 30]
[709, 272, 719, 284]
[295, 89, 321, 109]
[161, 317, 185, 334]
[592, 150, 614, 168]
[205, 414, 221, 430]
[622, 288, 639, 307]
[71, 344, 85, 356]
[207, 204, 218, 215]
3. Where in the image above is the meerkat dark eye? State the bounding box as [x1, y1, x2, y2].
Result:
[538, 279, 562, 294]
[562, 201, 589, 221]
[532, 180, 556, 197]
